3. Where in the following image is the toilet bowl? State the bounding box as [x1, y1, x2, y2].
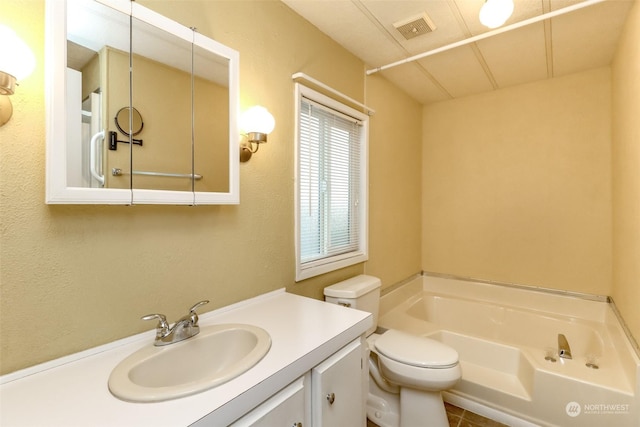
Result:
[324, 275, 461, 427]
[374, 329, 461, 391]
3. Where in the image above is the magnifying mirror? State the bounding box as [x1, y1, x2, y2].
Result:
[115, 107, 144, 136]
[110, 107, 143, 150]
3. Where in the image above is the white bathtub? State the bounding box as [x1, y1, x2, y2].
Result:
[377, 275, 640, 427]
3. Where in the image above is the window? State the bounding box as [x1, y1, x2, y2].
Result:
[294, 84, 368, 281]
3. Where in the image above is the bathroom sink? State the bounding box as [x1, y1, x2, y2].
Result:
[108, 324, 271, 402]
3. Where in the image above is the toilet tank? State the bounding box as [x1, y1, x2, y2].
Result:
[324, 275, 381, 337]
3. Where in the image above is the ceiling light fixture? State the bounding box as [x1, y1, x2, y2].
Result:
[479, 0, 514, 29]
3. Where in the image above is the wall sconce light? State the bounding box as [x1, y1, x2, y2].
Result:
[239, 106, 275, 162]
[479, 0, 514, 29]
[0, 24, 36, 127]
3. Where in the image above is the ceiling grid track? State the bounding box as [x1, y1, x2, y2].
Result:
[447, 0, 499, 90]
[351, 0, 453, 100]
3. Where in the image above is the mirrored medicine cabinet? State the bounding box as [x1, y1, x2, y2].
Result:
[45, 0, 240, 204]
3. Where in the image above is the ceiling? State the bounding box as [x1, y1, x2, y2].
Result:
[281, 0, 634, 105]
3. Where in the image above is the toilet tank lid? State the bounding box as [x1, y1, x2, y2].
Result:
[323, 275, 381, 298]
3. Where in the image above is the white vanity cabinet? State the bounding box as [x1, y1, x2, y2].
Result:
[228, 338, 365, 427]
[0, 292, 373, 427]
[229, 375, 310, 427]
[311, 339, 365, 426]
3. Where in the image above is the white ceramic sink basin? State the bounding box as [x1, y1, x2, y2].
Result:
[108, 324, 271, 402]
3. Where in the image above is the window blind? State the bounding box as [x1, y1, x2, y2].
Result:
[298, 97, 362, 266]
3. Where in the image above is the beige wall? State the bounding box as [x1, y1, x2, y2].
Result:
[422, 68, 612, 295]
[366, 75, 423, 290]
[612, 0, 640, 345]
[0, 0, 422, 374]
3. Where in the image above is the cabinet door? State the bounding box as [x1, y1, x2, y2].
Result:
[312, 339, 364, 427]
[230, 375, 308, 427]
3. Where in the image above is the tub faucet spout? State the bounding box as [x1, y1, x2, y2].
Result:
[558, 333, 572, 359]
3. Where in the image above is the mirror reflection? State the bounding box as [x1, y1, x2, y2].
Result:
[127, 13, 193, 192]
[114, 107, 144, 137]
[193, 41, 230, 193]
[65, 0, 231, 194]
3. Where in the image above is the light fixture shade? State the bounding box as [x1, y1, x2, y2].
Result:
[479, 0, 514, 29]
[0, 25, 36, 83]
[240, 106, 275, 135]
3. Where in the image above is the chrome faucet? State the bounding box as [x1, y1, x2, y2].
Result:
[142, 300, 209, 346]
[558, 333, 572, 359]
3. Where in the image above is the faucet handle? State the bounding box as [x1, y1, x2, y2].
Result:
[187, 300, 209, 326]
[141, 313, 170, 337]
[189, 300, 209, 314]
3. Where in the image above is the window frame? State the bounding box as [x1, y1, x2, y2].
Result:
[294, 83, 369, 282]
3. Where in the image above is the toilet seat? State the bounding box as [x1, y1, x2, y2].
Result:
[374, 329, 458, 369]
[373, 329, 461, 392]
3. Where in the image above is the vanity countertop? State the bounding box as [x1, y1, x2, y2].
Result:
[0, 290, 372, 427]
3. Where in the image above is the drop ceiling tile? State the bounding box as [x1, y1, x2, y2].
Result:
[550, 0, 596, 12]
[418, 45, 495, 98]
[476, 22, 548, 88]
[376, 63, 453, 104]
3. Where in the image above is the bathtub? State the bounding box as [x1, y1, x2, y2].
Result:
[377, 274, 640, 427]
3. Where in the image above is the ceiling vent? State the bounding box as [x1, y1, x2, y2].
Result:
[393, 12, 436, 40]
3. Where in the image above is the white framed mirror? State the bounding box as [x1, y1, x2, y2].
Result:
[45, 0, 239, 205]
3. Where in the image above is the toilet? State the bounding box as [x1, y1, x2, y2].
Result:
[324, 275, 461, 427]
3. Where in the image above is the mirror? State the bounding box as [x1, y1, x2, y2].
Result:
[46, 0, 239, 204]
[114, 107, 144, 137]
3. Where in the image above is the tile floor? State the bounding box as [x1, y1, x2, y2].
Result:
[444, 403, 509, 427]
[367, 402, 509, 427]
